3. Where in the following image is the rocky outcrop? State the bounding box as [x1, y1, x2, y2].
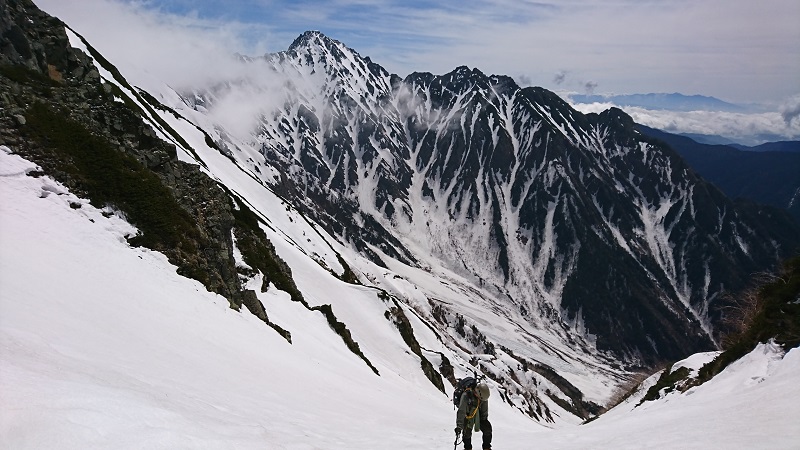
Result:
[0, 0, 295, 340]
[386, 302, 446, 393]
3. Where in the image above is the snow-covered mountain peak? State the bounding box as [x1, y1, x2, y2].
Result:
[287, 30, 329, 50]
[179, 28, 800, 371]
[271, 30, 394, 104]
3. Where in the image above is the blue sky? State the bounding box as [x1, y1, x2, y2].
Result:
[39, 0, 800, 106]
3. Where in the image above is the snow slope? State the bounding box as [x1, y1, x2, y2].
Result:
[2, 145, 799, 449]
[532, 343, 800, 449]
[0, 145, 534, 448]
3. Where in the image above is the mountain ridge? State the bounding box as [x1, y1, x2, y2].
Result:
[190, 30, 800, 365]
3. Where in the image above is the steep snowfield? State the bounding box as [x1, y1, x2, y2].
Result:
[536, 343, 800, 449]
[0, 145, 534, 448]
[2, 145, 799, 449]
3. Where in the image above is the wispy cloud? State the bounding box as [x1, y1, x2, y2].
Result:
[39, 0, 800, 103]
[572, 101, 800, 146]
[37, 0, 272, 90]
[517, 74, 533, 87]
[553, 71, 567, 85]
[36, 0, 301, 141]
[781, 95, 800, 127]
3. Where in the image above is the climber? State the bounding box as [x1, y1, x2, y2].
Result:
[454, 377, 492, 450]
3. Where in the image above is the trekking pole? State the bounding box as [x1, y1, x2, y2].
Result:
[453, 428, 462, 450]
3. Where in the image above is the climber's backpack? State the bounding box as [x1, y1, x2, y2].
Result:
[452, 377, 477, 408]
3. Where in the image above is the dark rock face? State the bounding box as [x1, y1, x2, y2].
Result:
[198, 32, 800, 364]
[1, 0, 82, 77]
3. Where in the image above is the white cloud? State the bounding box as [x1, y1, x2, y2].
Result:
[571, 101, 800, 146]
[35, 0, 800, 104]
[36, 0, 271, 91]
[35, 0, 307, 142]
[419, 0, 800, 103]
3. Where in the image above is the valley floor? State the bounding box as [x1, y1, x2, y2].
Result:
[2, 147, 798, 449]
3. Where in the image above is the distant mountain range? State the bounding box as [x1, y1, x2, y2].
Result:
[569, 93, 746, 112]
[733, 141, 800, 153]
[679, 133, 800, 150]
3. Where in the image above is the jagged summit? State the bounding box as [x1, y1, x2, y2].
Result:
[283, 29, 369, 66]
[287, 30, 336, 51]
[449, 65, 484, 78]
[267, 29, 394, 98]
